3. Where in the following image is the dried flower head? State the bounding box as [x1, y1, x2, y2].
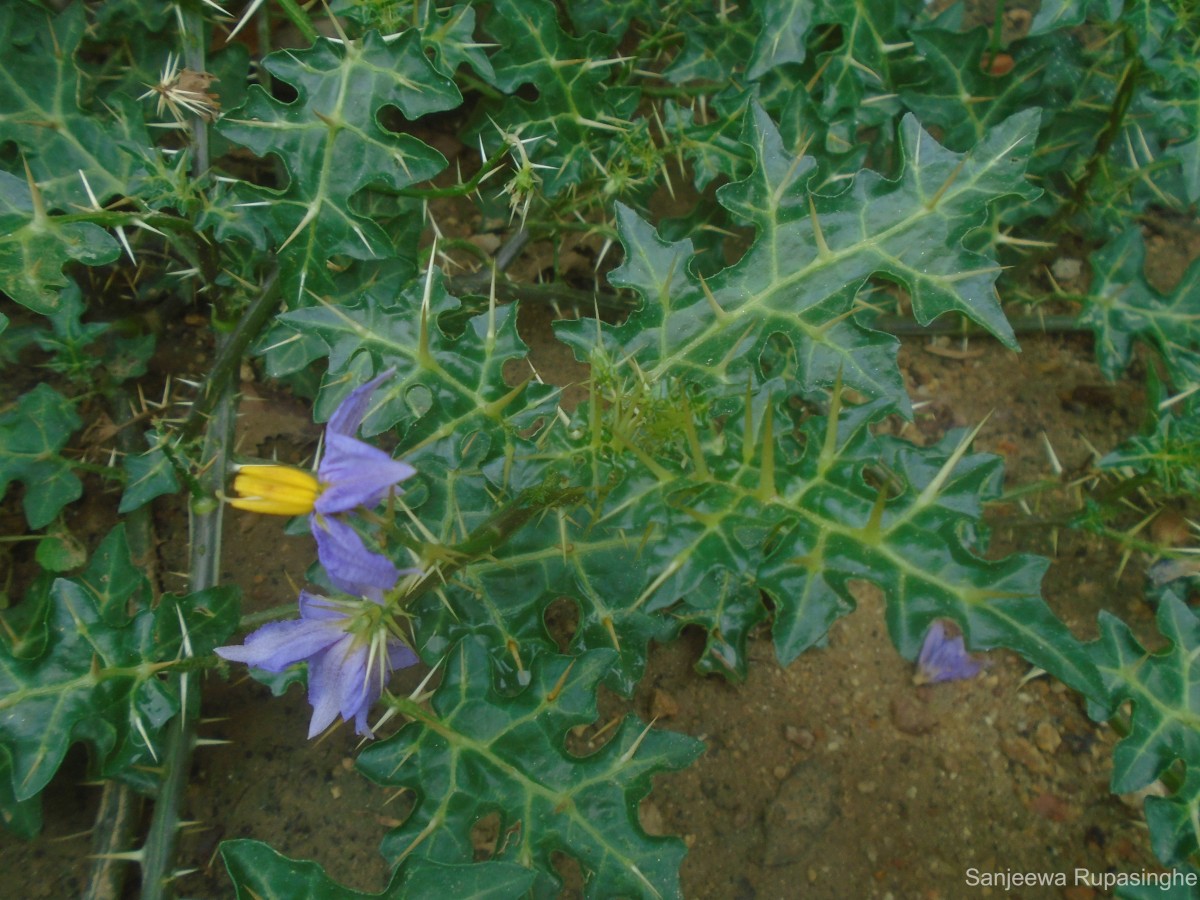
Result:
[139, 54, 221, 124]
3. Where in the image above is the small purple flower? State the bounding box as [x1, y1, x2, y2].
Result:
[216, 590, 418, 738]
[915, 620, 984, 685]
[309, 369, 417, 592]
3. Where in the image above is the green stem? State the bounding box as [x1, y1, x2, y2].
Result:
[398, 148, 509, 199]
[140, 8, 223, 898]
[140, 355, 237, 900]
[276, 0, 320, 44]
[1041, 27, 1142, 241]
[178, 263, 281, 444]
[83, 388, 161, 900]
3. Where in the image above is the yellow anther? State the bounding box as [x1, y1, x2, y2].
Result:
[227, 465, 322, 516]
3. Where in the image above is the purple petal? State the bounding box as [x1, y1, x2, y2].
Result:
[305, 639, 356, 738]
[315, 431, 415, 514]
[917, 620, 983, 684]
[298, 590, 345, 621]
[327, 368, 396, 437]
[312, 514, 400, 595]
[388, 639, 419, 671]
[215, 618, 341, 672]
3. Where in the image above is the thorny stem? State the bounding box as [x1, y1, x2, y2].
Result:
[140, 369, 236, 900]
[178, 264, 281, 443]
[1031, 26, 1142, 259]
[83, 389, 162, 900]
[140, 9, 226, 899]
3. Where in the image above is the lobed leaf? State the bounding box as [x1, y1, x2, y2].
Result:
[357, 640, 703, 898]
[214, 30, 460, 302]
[0, 171, 119, 316]
[1091, 590, 1200, 867]
[1081, 228, 1200, 385]
[0, 383, 82, 529]
[221, 838, 538, 899]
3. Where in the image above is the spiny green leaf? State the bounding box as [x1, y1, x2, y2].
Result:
[357, 640, 703, 899]
[214, 30, 460, 301]
[81, 524, 153, 626]
[471, 0, 637, 195]
[0, 570, 238, 805]
[119, 432, 181, 515]
[1091, 590, 1200, 867]
[0, 3, 146, 208]
[0, 171, 120, 316]
[1145, 767, 1200, 871]
[1081, 228, 1200, 385]
[746, 0, 815, 79]
[807, 0, 912, 117]
[0, 746, 40, 838]
[1092, 591, 1200, 794]
[0, 383, 82, 529]
[1101, 395, 1200, 498]
[0, 579, 170, 801]
[221, 838, 538, 899]
[275, 269, 556, 451]
[559, 107, 1039, 412]
[417, 3, 496, 82]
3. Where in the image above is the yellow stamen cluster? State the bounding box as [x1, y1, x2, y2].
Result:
[228, 465, 321, 516]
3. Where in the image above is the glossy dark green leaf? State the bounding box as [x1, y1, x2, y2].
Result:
[214, 30, 460, 301]
[0, 579, 171, 801]
[0, 3, 146, 209]
[358, 640, 703, 898]
[0, 171, 120, 316]
[221, 838, 538, 899]
[119, 432, 181, 515]
[1081, 229, 1200, 385]
[1092, 591, 1200, 793]
[0, 746, 40, 838]
[559, 107, 1039, 413]
[746, 0, 814, 79]
[0, 383, 82, 529]
[1091, 590, 1200, 867]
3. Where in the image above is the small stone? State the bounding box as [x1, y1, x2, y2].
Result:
[650, 688, 680, 720]
[890, 692, 937, 735]
[329, 785, 342, 799]
[1029, 791, 1072, 822]
[857, 781, 877, 794]
[1051, 257, 1083, 282]
[773, 765, 790, 780]
[1034, 720, 1061, 755]
[763, 761, 840, 866]
[785, 725, 815, 749]
[1002, 737, 1050, 774]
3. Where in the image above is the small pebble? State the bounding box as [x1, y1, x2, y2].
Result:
[1034, 720, 1062, 754]
[785, 725, 815, 749]
[1002, 736, 1050, 774]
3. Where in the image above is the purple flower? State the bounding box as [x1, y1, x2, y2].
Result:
[313, 369, 416, 516]
[915, 620, 984, 685]
[216, 590, 418, 738]
[309, 369, 416, 592]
